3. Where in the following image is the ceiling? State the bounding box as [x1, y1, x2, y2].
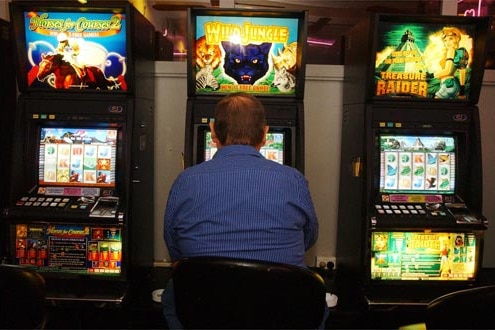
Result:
[148, 0, 442, 63]
[150, 0, 440, 26]
[149, 0, 441, 42]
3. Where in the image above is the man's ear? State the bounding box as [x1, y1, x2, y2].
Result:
[260, 125, 269, 148]
[209, 121, 220, 146]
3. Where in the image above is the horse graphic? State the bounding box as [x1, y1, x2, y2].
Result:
[36, 53, 121, 90]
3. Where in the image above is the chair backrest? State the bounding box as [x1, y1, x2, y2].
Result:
[172, 256, 327, 329]
[0, 264, 47, 329]
[426, 285, 495, 329]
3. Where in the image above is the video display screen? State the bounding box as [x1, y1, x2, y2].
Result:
[13, 223, 122, 276]
[39, 127, 118, 188]
[20, 10, 127, 91]
[370, 231, 477, 280]
[379, 135, 456, 194]
[190, 9, 306, 97]
[204, 131, 285, 165]
[374, 16, 488, 102]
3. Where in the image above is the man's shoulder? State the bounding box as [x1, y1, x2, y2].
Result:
[177, 156, 305, 180]
[257, 160, 307, 181]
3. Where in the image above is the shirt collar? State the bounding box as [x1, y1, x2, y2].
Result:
[213, 145, 263, 159]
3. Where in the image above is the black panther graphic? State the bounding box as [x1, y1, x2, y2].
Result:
[221, 41, 272, 84]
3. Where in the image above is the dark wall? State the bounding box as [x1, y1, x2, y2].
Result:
[0, 18, 17, 259]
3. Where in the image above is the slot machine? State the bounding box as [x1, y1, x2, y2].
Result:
[183, 8, 308, 172]
[2, 1, 155, 303]
[337, 14, 491, 308]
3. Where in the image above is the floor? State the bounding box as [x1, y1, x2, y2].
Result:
[44, 267, 169, 329]
[39, 267, 393, 329]
[42, 294, 421, 329]
[41, 267, 495, 329]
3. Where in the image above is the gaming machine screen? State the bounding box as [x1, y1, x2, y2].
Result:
[38, 127, 118, 189]
[379, 135, 456, 194]
[203, 131, 285, 165]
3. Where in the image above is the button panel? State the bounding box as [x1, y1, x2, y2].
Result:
[374, 203, 447, 217]
[15, 196, 88, 210]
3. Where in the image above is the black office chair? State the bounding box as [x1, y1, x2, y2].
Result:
[0, 263, 47, 329]
[172, 256, 327, 329]
[426, 285, 495, 329]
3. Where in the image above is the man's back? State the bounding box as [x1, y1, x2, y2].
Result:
[164, 144, 318, 267]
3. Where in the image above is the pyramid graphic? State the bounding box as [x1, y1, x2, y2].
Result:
[377, 30, 427, 74]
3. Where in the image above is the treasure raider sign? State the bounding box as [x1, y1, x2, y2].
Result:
[374, 20, 479, 100]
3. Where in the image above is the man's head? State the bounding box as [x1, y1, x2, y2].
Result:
[210, 92, 269, 149]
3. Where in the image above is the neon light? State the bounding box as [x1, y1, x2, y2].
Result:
[463, 0, 483, 16]
[307, 38, 335, 47]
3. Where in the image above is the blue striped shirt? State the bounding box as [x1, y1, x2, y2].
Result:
[163, 145, 318, 267]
